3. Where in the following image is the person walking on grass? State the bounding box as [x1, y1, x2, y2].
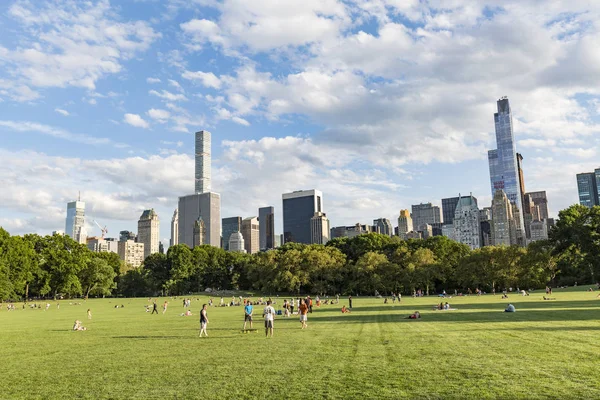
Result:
[244, 301, 254, 330]
[87, 309, 92, 320]
[199, 304, 209, 337]
[348, 295, 353, 309]
[151, 301, 158, 315]
[299, 299, 309, 329]
[263, 300, 276, 338]
[162, 301, 168, 314]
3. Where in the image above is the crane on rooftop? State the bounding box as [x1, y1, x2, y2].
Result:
[92, 220, 108, 239]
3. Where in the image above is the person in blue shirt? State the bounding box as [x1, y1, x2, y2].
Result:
[505, 304, 516, 312]
[243, 301, 254, 330]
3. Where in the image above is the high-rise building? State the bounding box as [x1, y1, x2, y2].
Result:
[452, 194, 480, 250]
[311, 212, 330, 244]
[406, 231, 422, 240]
[138, 209, 159, 259]
[526, 191, 549, 220]
[330, 224, 374, 239]
[488, 97, 525, 244]
[118, 239, 144, 269]
[411, 203, 441, 228]
[193, 217, 206, 248]
[517, 153, 526, 208]
[119, 230, 136, 242]
[65, 199, 87, 244]
[228, 231, 246, 253]
[274, 234, 283, 248]
[529, 220, 549, 243]
[373, 218, 393, 236]
[87, 237, 118, 254]
[441, 197, 460, 225]
[417, 223, 433, 239]
[222, 217, 242, 251]
[491, 189, 517, 246]
[397, 209, 413, 239]
[170, 209, 179, 247]
[178, 192, 221, 248]
[442, 224, 455, 241]
[258, 206, 275, 250]
[577, 172, 599, 208]
[479, 207, 492, 247]
[195, 130, 211, 194]
[282, 189, 323, 244]
[241, 217, 260, 254]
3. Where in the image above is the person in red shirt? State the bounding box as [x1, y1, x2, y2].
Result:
[298, 299, 309, 329]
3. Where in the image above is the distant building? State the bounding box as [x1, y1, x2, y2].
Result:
[529, 219, 548, 243]
[65, 199, 86, 244]
[441, 197, 460, 225]
[259, 206, 275, 250]
[577, 172, 599, 208]
[170, 209, 179, 247]
[373, 218, 393, 236]
[479, 208, 492, 247]
[193, 217, 206, 248]
[411, 203, 441, 228]
[330, 223, 374, 239]
[417, 224, 433, 239]
[138, 209, 159, 259]
[311, 212, 330, 244]
[406, 231, 422, 240]
[178, 192, 221, 248]
[118, 239, 144, 269]
[159, 242, 164, 254]
[222, 217, 242, 251]
[442, 224, 455, 241]
[241, 217, 259, 254]
[452, 194, 480, 250]
[228, 231, 246, 253]
[491, 189, 516, 246]
[282, 189, 323, 244]
[397, 209, 413, 240]
[119, 231, 136, 242]
[526, 191, 549, 220]
[274, 234, 282, 248]
[195, 130, 211, 194]
[87, 237, 118, 253]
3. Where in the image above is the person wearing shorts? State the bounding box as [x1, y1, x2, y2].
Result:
[263, 300, 276, 338]
[299, 299, 308, 329]
[243, 302, 253, 330]
[199, 304, 209, 337]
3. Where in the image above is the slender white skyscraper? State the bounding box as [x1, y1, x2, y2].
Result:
[195, 130, 211, 194]
[65, 198, 87, 244]
[170, 209, 179, 247]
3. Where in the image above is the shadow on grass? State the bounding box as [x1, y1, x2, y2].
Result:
[112, 335, 239, 340]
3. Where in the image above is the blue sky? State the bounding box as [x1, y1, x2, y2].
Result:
[1, 0, 600, 245]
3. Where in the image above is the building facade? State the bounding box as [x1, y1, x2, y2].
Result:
[195, 130, 211, 194]
[397, 209, 413, 239]
[258, 206, 275, 250]
[529, 219, 549, 243]
[170, 209, 178, 247]
[282, 189, 323, 244]
[222, 216, 242, 251]
[491, 189, 516, 246]
[441, 197, 460, 225]
[228, 231, 246, 253]
[330, 224, 374, 239]
[138, 209, 159, 259]
[178, 192, 221, 248]
[411, 203, 441, 228]
[577, 172, 599, 208]
[65, 199, 87, 244]
[417, 223, 433, 239]
[87, 237, 118, 253]
[193, 217, 206, 248]
[311, 212, 330, 244]
[452, 194, 480, 250]
[373, 218, 393, 236]
[241, 217, 260, 254]
[526, 191, 549, 220]
[118, 240, 144, 269]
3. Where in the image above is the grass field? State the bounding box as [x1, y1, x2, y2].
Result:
[1, 287, 600, 399]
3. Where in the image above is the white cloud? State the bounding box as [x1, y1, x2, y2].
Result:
[123, 113, 150, 129]
[149, 89, 188, 101]
[168, 79, 184, 91]
[147, 108, 171, 123]
[54, 108, 70, 116]
[182, 70, 222, 88]
[147, 77, 162, 84]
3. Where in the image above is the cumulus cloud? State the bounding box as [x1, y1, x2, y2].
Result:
[123, 113, 150, 129]
[147, 77, 161, 84]
[182, 70, 222, 88]
[149, 89, 188, 102]
[54, 108, 70, 116]
[147, 108, 171, 123]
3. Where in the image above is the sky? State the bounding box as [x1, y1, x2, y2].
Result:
[1, 0, 600, 246]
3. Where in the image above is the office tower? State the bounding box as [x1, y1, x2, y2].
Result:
[259, 206, 275, 250]
[397, 209, 413, 239]
[577, 172, 599, 208]
[529, 220, 549, 243]
[87, 237, 118, 253]
[411, 203, 441, 228]
[488, 97, 525, 243]
[442, 224, 455, 241]
[159, 242, 164, 254]
[441, 197, 460, 225]
[282, 189, 323, 244]
[65, 198, 87, 244]
[417, 223, 433, 239]
[138, 209, 159, 259]
[228, 231, 246, 253]
[222, 217, 242, 251]
[170, 209, 179, 247]
[491, 190, 517, 246]
[330, 224, 374, 239]
[373, 218, 393, 236]
[274, 234, 282, 248]
[192, 217, 206, 248]
[241, 217, 260, 254]
[118, 239, 144, 269]
[119, 230, 136, 242]
[479, 207, 492, 247]
[406, 231, 422, 240]
[178, 192, 221, 248]
[526, 191, 549, 220]
[195, 130, 211, 194]
[311, 212, 330, 244]
[430, 222, 443, 237]
[452, 194, 480, 250]
[596, 168, 600, 202]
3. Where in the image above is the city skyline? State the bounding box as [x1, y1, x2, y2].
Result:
[2, 1, 600, 244]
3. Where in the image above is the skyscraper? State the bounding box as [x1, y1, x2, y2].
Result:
[577, 172, 599, 208]
[258, 206, 275, 250]
[441, 197, 460, 225]
[491, 190, 516, 246]
[118, 239, 144, 269]
[452, 194, 480, 250]
[195, 130, 211, 194]
[193, 217, 206, 248]
[330, 223, 374, 239]
[138, 209, 159, 259]
[526, 191, 549, 220]
[311, 212, 330, 244]
[65, 198, 86, 244]
[411, 203, 441, 228]
[241, 217, 260, 254]
[373, 218, 393, 236]
[222, 217, 242, 251]
[488, 97, 525, 244]
[228, 231, 246, 253]
[170, 209, 178, 247]
[397, 209, 413, 239]
[178, 192, 221, 248]
[282, 189, 323, 244]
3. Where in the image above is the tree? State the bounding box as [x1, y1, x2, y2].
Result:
[144, 252, 170, 295]
[79, 257, 117, 297]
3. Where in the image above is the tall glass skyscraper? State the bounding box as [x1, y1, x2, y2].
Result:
[222, 216, 242, 251]
[577, 172, 599, 208]
[282, 190, 322, 244]
[65, 199, 86, 244]
[195, 130, 211, 194]
[488, 97, 525, 243]
[258, 206, 275, 250]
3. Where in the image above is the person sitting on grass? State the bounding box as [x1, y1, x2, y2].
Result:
[543, 296, 556, 301]
[341, 305, 350, 313]
[73, 320, 87, 331]
[501, 293, 509, 299]
[405, 311, 421, 319]
[504, 304, 516, 312]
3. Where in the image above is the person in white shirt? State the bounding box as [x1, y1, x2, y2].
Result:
[263, 300, 276, 338]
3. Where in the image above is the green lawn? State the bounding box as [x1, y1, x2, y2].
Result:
[1, 287, 599, 399]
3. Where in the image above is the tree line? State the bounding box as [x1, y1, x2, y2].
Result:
[0, 204, 598, 300]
